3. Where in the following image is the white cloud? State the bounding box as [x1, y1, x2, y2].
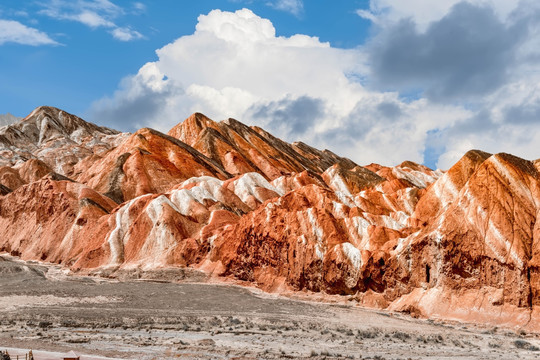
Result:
[111, 27, 143, 41]
[90, 8, 471, 167]
[267, 0, 303, 16]
[133, 2, 146, 13]
[40, 0, 122, 21]
[88, 4, 540, 169]
[76, 10, 115, 28]
[436, 77, 540, 169]
[0, 19, 58, 46]
[39, 0, 143, 41]
[357, 0, 520, 30]
[357, 0, 540, 168]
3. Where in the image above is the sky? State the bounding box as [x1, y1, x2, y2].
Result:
[1, 0, 539, 169]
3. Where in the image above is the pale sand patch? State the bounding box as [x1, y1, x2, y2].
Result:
[0, 295, 119, 311]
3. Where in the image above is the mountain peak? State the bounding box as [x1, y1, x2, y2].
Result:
[168, 112, 217, 142]
[23, 106, 119, 138]
[0, 106, 125, 175]
[166, 113, 358, 179]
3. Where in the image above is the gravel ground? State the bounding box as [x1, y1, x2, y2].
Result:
[1, 254, 539, 359]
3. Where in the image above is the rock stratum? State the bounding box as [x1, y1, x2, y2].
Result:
[1, 106, 540, 330]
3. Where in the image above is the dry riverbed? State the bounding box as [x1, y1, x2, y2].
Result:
[1, 254, 539, 359]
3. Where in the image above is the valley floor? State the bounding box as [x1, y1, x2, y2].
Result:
[0, 254, 539, 360]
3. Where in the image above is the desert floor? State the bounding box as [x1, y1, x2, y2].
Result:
[1, 254, 539, 360]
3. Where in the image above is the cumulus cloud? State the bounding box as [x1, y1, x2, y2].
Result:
[247, 95, 325, 138]
[39, 0, 143, 41]
[0, 19, 59, 46]
[367, 2, 528, 101]
[90, 62, 181, 130]
[357, 0, 520, 29]
[90, 8, 471, 166]
[89, 4, 540, 169]
[354, 0, 540, 168]
[436, 78, 540, 168]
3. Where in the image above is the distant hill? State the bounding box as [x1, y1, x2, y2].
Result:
[0, 113, 20, 127]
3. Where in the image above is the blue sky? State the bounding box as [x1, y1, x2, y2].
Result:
[1, 0, 540, 169]
[0, 0, 370, 118]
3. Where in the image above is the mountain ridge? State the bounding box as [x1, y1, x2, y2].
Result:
[1, 106, 539, 330]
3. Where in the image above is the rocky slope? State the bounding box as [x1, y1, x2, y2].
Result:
[0, 106, 127, 176]
[168, 112, 355, 179]
[0, 113, 20, 127]
[1, 106, 539, 330]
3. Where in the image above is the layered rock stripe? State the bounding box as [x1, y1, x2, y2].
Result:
[1, 106, 539, 330]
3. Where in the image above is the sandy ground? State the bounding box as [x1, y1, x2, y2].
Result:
[1, 254, 540, 359]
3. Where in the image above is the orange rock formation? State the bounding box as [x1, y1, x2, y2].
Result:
[1, 106, 539, 330]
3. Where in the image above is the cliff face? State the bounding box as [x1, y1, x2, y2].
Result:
[390, 152, 540, 327]
[1, 106, 539, 329]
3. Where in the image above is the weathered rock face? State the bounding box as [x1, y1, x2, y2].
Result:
[72, 172, 283, 270]
[1, 106, 540, 330]
[168, 113, 355, 180]
[382, 152, 540, 328]
[75, 127, 231, 203]
[0, 177, 117, 264]
[0, 106, 127, 176]
[0, 113, 20, 127]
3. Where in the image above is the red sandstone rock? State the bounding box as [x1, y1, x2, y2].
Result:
[0, 178, 116, 264]
[17, 158, 54, 183]
[3, 106, 540, 331]
[0, 166, 24, 190]
[168, 113, 355, 180]
[76, 127, 231, 203]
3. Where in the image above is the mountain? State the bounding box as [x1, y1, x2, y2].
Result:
[1, 106, 539, 330]
[0, 106, 127, 176]
[75, 127, 231, 203]
[0, 113, 20, 127]
[168, 112, 356, 179]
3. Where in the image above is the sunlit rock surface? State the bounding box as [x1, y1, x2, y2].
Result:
[2, 107, 540, 330]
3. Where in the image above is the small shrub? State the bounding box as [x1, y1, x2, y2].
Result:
[452, 339, 463, 348]
[38, 321, 52, 329]
[393, 331, 411, 341]
[357, 328, 380, 339]
[514, 339, 540, 351]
